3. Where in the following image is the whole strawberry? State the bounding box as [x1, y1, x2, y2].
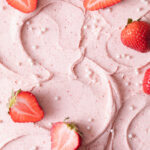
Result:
[121, 19, 150, 52]
[143, 68, 150, 94]
[50, 122, 82, 150]
[9, 89, 44, 123]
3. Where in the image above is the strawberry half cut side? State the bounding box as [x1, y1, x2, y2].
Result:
[6, 0, 37, 13]
[50, 122, 81, 150]
[83, 0, 121, 11]
[9, 89, 44, 123]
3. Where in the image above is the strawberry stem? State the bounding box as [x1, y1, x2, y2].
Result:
[64, 117, 70, 122]
[138, 10, 150, 21]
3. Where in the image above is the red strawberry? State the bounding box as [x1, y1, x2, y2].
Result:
[9, 89, 44, 123]
[83, 0, 121, 11]
[50, 122, 81, 150]
[6, 0, 37, 13]
[121, 19, 150, 52]
[143, 68, 150, 94]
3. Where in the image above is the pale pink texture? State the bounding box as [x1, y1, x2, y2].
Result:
[0, 0, 150, 150]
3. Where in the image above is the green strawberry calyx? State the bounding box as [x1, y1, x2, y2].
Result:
[65, 122, 83, 137]
[126, 18, 142, 26]
[127, 18, 133, 25]
[63, 117, 82, 136]
[9, 89, 21, 109]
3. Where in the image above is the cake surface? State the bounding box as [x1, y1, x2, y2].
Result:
[0, 0, 150, 149]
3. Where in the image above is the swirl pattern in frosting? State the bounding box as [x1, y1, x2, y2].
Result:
[0, 0, 150, 149]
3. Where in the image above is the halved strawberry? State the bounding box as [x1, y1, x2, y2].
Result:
[83, 0, 121, 11]
[50, 122, 81, 150]
[143, 68, 150, 94]
[6, 0, 37, 13]
[9, 89, 44, 123]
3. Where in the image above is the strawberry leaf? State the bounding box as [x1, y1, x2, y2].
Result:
[127, 18, 133, 25]
[66, 123, 83, 137]
[9, 89, 21, 109]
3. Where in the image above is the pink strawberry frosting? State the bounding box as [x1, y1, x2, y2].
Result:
[0, 0, 150, 150]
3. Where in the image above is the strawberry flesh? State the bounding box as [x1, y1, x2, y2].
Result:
[50, 122, 81, 150]
[83, 0, 121, 11]
[9, 90, 44, 123]
[143, 68, 150, 94]
[6, 0, 37, 13]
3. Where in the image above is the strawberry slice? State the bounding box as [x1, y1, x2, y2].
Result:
[50, 122, 81, 150]
[9, 89, 44, 123]
[121, 19, 150, 52]
[6, 0, 37, 13]
[143, 68, 150, 94]
[83, 0, 121, 11]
